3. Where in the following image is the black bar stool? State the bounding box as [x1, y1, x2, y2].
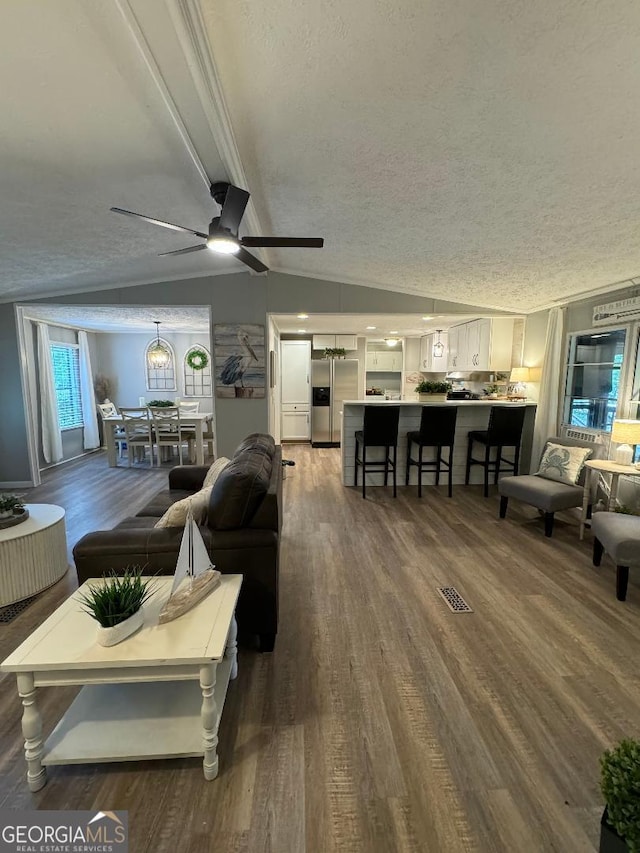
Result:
[405, 407, 458, 497]
[354, 406, 400, 499]
[465, 406, 526, 497]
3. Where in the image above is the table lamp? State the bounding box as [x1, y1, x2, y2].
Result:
[509, 367, 530, 396]
[611, 419, 640, 465]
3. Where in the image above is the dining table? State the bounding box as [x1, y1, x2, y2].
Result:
[101, 413, 213, 467]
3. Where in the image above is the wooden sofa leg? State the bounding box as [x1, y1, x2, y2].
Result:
[593, 538, 604, 566]
[258, 632, 276, 652]
[544, 512, 554, 537]
[499, 496, 508, 519]
[616, 566, 629, 602]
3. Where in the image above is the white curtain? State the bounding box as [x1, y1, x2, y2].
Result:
[36, 323, 63, 464]
[530, 306, 566, 471]
[78, 331, 100, 450]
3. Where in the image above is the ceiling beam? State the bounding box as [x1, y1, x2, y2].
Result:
[167, 0, 270, 270]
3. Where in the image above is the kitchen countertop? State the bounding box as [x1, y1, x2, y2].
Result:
[343, 399, 536, 406]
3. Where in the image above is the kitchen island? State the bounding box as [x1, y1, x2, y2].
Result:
[341, 400, 537, 488]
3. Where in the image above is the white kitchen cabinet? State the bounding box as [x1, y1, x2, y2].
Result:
[281, 410, 310, 440]
[404, 337, 421, 372]
[446, 319, 514, 371]
[312, 334, 357, 350]
[366, 348, 403, 371]
[420, 332, 448, 371]
[280, 340, 311, 404]
[335, 335, 358, 350]
[447, 324, 466, 370]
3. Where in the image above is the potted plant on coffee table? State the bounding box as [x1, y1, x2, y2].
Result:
[416, 380, 452, 402]
[0, 493, 25, 520]
[600, 738, 640, 851]
[78, 568, 156, 647]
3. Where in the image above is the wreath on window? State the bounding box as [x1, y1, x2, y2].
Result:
[186, 348, 209, 371]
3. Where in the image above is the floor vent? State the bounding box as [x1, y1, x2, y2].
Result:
[437, 587, 473, 613]
[0, 596, 36, 624]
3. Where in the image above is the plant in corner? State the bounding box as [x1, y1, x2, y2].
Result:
[78, 569, 156, 647]
[600, 738, 640, 852]
[0, 493, 24, 519]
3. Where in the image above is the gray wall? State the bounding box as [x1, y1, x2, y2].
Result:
[94, 331, 214, 412]
[0, 269, 526, 482]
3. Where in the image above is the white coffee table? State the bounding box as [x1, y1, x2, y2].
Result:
[1, 574, 242, 791]
[0, 504, 68, 606]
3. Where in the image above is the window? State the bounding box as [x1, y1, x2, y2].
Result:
[564, 329, 626, 432]
[184, 345, 212, 398]
[50, 344, 83, 430]
[145, 337, 176, 392]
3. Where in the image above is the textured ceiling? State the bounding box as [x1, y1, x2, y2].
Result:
[202, 0, 640, 312]
[22, 304, 210, 333]
[0, 0, 244, 303]
[5, 1, 640, 313]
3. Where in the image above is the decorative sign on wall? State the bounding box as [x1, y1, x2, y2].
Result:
[214, 324, 265, 398]
[593, 295, 640, 327]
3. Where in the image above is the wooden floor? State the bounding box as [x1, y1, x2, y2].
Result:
[1, 446, 639, 852]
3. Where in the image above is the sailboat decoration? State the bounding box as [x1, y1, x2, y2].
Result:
[158, 508, 221, 623]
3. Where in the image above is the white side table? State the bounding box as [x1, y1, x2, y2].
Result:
[0, 504, 68, 606]
[580, 460, 640, 539]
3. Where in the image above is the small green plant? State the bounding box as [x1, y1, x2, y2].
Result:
[324, 347, 346, 358]
[601, 738, 640, 851]
[147, 399, 174, 407]
[416, 380, 452, 394]
[78, 569, 156, 628]
[0, 494, 24, 513]
[485, 384, 500, 395]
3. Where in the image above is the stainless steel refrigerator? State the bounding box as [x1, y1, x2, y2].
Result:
[311, 358, 359, 446]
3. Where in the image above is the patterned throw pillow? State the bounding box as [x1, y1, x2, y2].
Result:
[537, 443, 592, 485]
[154, 485, 213, 528]
[202, 456, 231, 488]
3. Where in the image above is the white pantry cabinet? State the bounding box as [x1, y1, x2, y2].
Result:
[280, 340, 311, 439]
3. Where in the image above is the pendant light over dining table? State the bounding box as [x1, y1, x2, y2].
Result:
[147, 321, 171, 369]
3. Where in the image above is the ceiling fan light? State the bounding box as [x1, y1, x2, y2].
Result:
[207, 236, 240, 254]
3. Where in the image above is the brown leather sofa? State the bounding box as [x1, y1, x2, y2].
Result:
[73, 434, 282, 651]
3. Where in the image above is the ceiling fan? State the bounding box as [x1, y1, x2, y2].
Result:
[110, 182, 324, 274]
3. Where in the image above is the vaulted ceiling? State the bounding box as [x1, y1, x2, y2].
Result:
[3, 0, 640, 312]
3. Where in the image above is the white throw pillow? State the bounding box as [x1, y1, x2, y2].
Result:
[537, 443, 592, 485]
[154, 496, 192, 528]
[154, 485, 213, 529]
[202, 456, 231, 488]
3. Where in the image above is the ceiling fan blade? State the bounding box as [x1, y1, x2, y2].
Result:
[236, 247, 269, 274]
[218, 185, 250, 233]
[110, 207, 208, 239]
[240, 237, 324, 248]
[158, 244, 207, 257]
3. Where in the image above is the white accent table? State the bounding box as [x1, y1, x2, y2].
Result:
[0, 504, 68, 607]
[1, 574, 242, 791]
[579, 459, 640, 539]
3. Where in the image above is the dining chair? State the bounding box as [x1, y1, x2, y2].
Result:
[96, 400, 126, 457]
[119, 407, 154, 467]
[149, 406, 193, 465]
[178, 401, 200, 414]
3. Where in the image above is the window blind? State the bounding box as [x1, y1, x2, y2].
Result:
[50, 344, 83, 430]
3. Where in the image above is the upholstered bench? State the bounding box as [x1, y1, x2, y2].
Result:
[592, 512, 640, 601]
